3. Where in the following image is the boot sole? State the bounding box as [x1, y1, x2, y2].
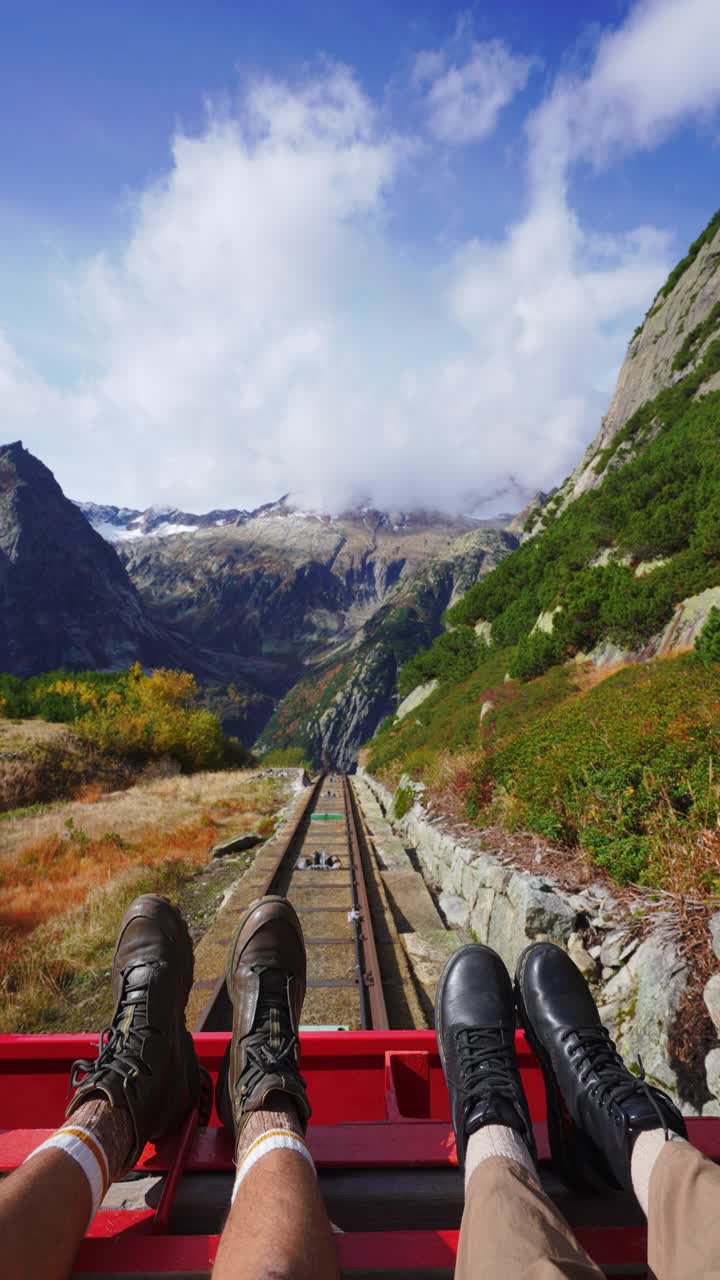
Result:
[515, 945, 615, 1193]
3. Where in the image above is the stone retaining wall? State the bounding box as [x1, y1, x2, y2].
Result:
[360, 770, 720, 1116]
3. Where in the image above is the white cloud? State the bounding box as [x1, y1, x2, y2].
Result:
[2, 1, 720, 516]
[415, 38, 535, 144]
[529, 0, 720, 187]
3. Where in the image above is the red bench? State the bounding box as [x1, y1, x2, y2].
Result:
[1, 1030, 718, 1277]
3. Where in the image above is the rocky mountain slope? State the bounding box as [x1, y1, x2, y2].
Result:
[526, 209, 720, 535]
[111, 504, 499, 657]
[0, 442, 171, 675]
[0, 447, 303, 731]
[76, 499, 514, 756]
[440, 206, 720, 678]
[257, 523, 516, 769]
[358, 210, 720, 1118]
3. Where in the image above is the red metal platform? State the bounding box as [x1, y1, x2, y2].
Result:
[1, 1030, 718, 1276]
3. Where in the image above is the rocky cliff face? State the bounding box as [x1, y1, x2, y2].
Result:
[0, 443, 170, 675]
[526, 213, 720, 535]
[258, 525, 517, 769]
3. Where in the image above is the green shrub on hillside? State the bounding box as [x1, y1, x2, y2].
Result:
[672, 302, 720, 371]
[0, 670, 129, 721]
[508, 629, 563, 680]
[473, 656, 720, 884]
[696, 608, 720, 667]
[398, 629, 488, 698]
[367, 648, 569, 777]
[393, 782, 414, 819]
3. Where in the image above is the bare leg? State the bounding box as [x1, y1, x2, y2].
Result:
[213, 1100, 338, 1280]
[0, 1099, 132, 1280]
[213, 1151, 338, 1280]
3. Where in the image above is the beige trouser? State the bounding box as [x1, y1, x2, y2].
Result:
[455, 1142, 720, 1280]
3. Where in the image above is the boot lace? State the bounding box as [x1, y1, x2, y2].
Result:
[70, 967, 155, 1089]
[561, 1025, 673, 1136]
[238, 968, 302, 1100]
[453, 1025, 524, 1119]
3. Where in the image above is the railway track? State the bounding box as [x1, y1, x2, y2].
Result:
[194, 774, 389, 1032]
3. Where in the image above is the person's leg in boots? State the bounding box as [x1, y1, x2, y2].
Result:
[0, 894, 209, 1280]
[212, 896, 338, 1280]
[516, 941, 720, 1280]
[436, 944, 603, 1279]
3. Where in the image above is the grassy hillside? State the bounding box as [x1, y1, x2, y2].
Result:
[367, 649, 720, 893]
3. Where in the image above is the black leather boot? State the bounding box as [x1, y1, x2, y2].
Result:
[435, 944, 536, 1168]
[515, 942, 686, 1192]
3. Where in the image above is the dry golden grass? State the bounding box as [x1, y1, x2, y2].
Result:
[0, 861, 202, 1032]
[74, 781, 104, 804]
[0, 768, 288, 1032]
[0, 770, 282, 945]
[0, 767, 274, 858]
[0, 718, 68, 752]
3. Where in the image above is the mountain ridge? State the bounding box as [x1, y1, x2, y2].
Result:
[0, 442, 172, 676]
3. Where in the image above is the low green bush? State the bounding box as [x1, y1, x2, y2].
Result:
[393, 783, 415, 819]
[696, 607, 720, 667]
[508, 629, 563, 681]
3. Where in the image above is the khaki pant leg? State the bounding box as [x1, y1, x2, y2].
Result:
[648, 1140, 720, 1280]
[455, 1157, 604, 1280]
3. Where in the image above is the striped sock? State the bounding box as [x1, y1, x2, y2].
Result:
[24, 1123, 111, 1217]
[23, 1099, 133, 1220]
[231, 1127, 315, 1202]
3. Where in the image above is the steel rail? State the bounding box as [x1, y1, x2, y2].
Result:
[343, 775, 389, 1031]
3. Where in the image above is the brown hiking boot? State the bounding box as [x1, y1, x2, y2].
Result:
[67, 895, 211, 1166]
[216, 895, 310, 1136]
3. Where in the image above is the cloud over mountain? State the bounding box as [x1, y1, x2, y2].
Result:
[1, 0, 719, 514]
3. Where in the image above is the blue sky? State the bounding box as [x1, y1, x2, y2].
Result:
[1, 0, 719, 511]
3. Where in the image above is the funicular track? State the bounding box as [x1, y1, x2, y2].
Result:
[194, 774, 388, 1032]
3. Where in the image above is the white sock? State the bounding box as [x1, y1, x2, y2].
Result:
[630, 1128, 685, 1216]
[464, 1124, 536, 1189]
[23, 1124, 110, 1217]
[231, 1127, 315, 1203]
